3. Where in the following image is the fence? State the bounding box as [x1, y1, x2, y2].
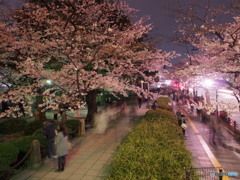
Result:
[185, 167, 239, 180]
[0, 120, 84, 179]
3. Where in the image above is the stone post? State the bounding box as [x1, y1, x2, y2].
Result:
[61, 111, 67, 122]
[29, 140, 41, 168]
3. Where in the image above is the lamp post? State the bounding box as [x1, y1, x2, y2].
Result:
[46, 79, 52, 85]
[202, 79, 219, 117]
[140, 80, 144, 89]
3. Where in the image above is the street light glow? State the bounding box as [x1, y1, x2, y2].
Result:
[165, 80, 171, 85]
[46, 79, 52, 85]
[202, 79, 214, 87]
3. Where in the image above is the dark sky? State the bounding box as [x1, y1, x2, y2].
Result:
[124, 0, 233, 60]
[125, 0, 178, 52]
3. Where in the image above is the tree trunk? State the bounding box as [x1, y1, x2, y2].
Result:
[233, 92, 240, 111]
[35, 95, 46, 120]
[85, 90, 98, 125]
[34, 87, 46, 121]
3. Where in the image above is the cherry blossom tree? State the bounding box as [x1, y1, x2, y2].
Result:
[170, 0, 240, 110]
[2, 0, 176, 123]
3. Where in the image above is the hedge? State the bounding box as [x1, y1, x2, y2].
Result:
[107, 109, 193, 180]
[23, 120, 44, 135]
[65, 120, 80, 132]
[0, 119, 27, 134]
[0, 143, 19, 169]
[10, 136, 46, 154]
[156, 96, 173, 112]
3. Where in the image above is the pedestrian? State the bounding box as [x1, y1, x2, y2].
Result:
[55, 124, 69, 172]
[176, 108, 181, 119]
[42, 121, 56, 158]
[138, 97, 142, 108]
[53, 109, 59, 120]
[181, 116, 187, 136]
[176, 109, 182, 126]
[151, 101, 157, 110]
[190, 102, 195, 112]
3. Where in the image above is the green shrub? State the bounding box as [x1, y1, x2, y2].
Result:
[107, 109, 193, 180]
[10, 136, 46, 154]
[157, 96, 171, 104]
[65, 120, 80, 132]
[0, 143, 19, 169]
[0, 119, 27, 134]
[156, 96, 173, 112]
[23, 120, 44, 135]
[145, 109, 177, 124]
[32, 128, 42, 136]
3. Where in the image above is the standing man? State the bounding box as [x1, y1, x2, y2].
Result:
[42, 121, 56, 158]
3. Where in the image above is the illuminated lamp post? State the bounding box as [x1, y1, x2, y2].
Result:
[202, 79, 218, 116]
[140, 80, 144, 89]
[46, 79, 52, 85]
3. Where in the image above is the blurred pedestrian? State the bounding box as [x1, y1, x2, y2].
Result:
[138, 97, 142, 108]
[55, 124, 69, 172]
[42, 121, 56, 158]
[53, 109, 59, 120]
[176, 108, 181, 119]
[176, 109, 182, 126]
[180, 115, 187, 136]
[151, 101, 157, 110]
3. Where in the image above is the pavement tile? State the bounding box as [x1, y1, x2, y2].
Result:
[61, 167, 78, 174]
[85, 169, 100, 176]
[72, 168, 89, 175]
[68, 174, 85, 180]
[30, 171, 48, 178]
[81, 175, 98, 180]
[41, 171, 60, 179]
[11, 170, 37, 180]
[90, 164, 105, 171]
[54, 172, 73, 179]
[39, 178, 54, 180]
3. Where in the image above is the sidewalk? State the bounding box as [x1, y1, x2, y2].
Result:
[173, 101, 240, 179]
[11, 103, 149, 180]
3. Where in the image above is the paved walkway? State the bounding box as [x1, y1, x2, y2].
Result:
[10, 99, 240, 180]
[11, 103, 149, 180]
[173, 101, 240, 179]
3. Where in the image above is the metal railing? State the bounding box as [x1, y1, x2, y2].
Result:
[185, 167, 239, 180]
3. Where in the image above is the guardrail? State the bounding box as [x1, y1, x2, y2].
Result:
[185, 167, 239, 180]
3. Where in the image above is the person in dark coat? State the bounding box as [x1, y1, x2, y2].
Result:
[138, 97, 142, 108]
[151, 101, 157, 110]
[176, 109, 182, 126]
[42, 121, 56, 158]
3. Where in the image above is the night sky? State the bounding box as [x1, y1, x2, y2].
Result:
[125, 0, 178, 52]
[125, 0, 233, 60]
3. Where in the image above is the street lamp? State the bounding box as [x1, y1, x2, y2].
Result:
[140, 80, 144, 89]
[46, 79, 52, 85]
[202, 79, 218, 116]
